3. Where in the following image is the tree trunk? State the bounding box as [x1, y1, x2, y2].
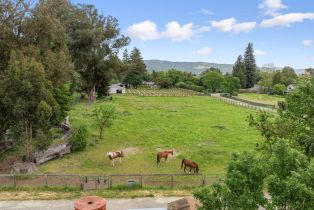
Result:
[24, 121, 34, 162]
[88, 85, 96, 104]
[99, 127, 103, 140]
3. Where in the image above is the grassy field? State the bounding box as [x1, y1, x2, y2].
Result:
[236, 93, 285, 106]
[38, 95, 261, 175]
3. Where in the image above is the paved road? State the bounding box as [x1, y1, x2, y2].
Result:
[0, 197, 181, 210]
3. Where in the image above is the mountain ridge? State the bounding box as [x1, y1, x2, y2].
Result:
[144, 59, 305, 75]
[144, 59, 233, 74]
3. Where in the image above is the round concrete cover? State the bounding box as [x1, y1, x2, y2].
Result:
[74, 196, 106, 210]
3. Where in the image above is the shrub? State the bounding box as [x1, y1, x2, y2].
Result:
[92, 104, 117, 140]
[175, 82, 205, 92]
[35, 129, 53, 151]
[70, 125, 88, 152]
[273, 83, 286, 95]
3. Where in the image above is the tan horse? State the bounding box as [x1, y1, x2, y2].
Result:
[181, 158, 199, 173]
[157, 150, 173, 164]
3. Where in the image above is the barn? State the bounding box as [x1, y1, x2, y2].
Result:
[109, 83, 126, 94]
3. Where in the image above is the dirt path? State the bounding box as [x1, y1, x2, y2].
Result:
[0, 197, 182, 210]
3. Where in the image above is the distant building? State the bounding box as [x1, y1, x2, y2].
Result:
[142, 81, 158, 88]
[284, 84, 296, 95]
[109, 83, 126, 94]
[304, 68, 314, 76]
[260, 63, 279, 72]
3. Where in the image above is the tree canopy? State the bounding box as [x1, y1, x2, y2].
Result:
[0, 0, 130, 158]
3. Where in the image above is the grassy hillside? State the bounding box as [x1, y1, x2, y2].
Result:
[144, 60, 233, 74]
[38, 96, 261, 175]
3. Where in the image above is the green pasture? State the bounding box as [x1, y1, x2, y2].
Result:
[38, 95, 261, 175]
[236, 93, 285, 106]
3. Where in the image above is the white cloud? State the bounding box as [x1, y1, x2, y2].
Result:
[127, 20, 210, 42]
[303, 39, 313, 46]
[161, 21, 195, 41]
[200, 8, 213, 15]
[211, 18, 256, 33]
[127, 21, 160, 41]
[306, 56, 314, 61]
[211, 17, 236, 32]
[259, 0, 287, 16]
[197, 26, 212, 33]
[233, 22, 257, 34]
[260, 13, 314, 28]
[193, 47, 213, 55]
[255, 50, 267, 56]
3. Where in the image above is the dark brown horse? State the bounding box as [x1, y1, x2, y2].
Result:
[157, 150, 173, 164]
[181, 158, 199, 173]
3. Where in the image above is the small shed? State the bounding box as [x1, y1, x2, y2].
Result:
[284, 84, 296, 94]
[109, 83, 126, 94]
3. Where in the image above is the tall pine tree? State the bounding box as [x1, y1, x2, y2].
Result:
[123, 47, 146, 88]
[232, 55, 246, 88]
[243, 43, 257, 88]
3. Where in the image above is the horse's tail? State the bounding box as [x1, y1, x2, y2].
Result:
[196, 165, 199, 173]
[157, 154, 160, 164]
[181, 158, 185, 169]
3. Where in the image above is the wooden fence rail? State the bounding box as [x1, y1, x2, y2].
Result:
[0, 173, 222, 190]
[211, 95, 277, 113]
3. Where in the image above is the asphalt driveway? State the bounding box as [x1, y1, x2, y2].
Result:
[0, 197, 181, 210]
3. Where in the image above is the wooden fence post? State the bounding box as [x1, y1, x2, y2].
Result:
[108, 176, 112, 189]
[171, 175, 174, 188]
[13, 174, 16, 188]
[202, 175, 206, 187]
[79, 176, 84, 190]
[140, 175, 143, 187]
[45, 174, 48, 186]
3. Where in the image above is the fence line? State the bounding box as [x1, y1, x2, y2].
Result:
[211, 95, 277, 113]
[0, 173, 222, 190]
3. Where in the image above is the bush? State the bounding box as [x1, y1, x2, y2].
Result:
[35, 129, 53, 151]
[175, 82, 205, 92]
[273, 83, 286, 95]
[70, 125, 88, 152]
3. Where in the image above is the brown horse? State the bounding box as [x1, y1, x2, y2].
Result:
[157, 150, 173, 164]
[181, 158, 199, 173]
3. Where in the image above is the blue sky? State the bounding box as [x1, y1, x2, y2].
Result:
[73, 0, 314, 69]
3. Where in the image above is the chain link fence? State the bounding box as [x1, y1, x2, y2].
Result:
[0, 173, 221, 190]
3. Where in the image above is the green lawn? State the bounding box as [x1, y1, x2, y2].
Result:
[236, 93, 285, 106]
[38, 96, 261, 175]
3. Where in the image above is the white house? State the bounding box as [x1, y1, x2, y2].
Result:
[285, 84, 296, 94]
[109, 83, 126, 94]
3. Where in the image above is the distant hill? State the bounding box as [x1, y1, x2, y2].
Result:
[144, 59, 305, 75]
[144, 59, 233, 75]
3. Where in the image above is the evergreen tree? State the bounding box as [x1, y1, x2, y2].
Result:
[243, 43, 257, 88]
[1, 50, 60, 160]
[130, 47, 146, 78]
[232, 55, 246, 88]
[69, 5, 130, 102]
[122, 49, 130, 63]
[123, 47, 146, 88]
